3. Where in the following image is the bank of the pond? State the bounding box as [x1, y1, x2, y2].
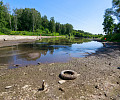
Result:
[0, 35, 63, 47]
[0, 40, 120, 100]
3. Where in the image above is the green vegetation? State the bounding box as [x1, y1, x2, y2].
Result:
[36, 37, 91, 45]
[0, 1, 102, 38]
[102, 0, 120, 42]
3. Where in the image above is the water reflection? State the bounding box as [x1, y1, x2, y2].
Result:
[0, 38, 103, 68]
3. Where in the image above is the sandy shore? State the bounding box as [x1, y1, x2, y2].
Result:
[0, 39, 120, 100]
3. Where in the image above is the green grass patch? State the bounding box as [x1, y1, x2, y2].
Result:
[10, 31, 63, 36]
[0, 32, 5, 35]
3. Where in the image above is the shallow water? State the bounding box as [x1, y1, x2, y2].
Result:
[0, 38, 103, 68]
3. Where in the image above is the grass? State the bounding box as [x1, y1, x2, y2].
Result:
[0, 32, 5, 35]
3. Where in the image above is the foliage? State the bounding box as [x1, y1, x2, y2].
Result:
[49, 17, 55, 33]
[0, 1, 10, 28]
[0, 32, 5, 35]
[102, 15, 115, 35]
[102, 0, 120, 42]
[0, 27, 11, 34]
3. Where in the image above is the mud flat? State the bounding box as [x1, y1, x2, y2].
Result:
[0, 41, 120, 100]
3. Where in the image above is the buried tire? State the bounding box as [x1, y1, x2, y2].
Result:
[60, 70, 78, 80]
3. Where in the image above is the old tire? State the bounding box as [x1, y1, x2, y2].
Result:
[60, 70, 77, 80]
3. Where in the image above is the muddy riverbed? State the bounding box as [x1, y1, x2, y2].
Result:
[0, 38, 120, 100]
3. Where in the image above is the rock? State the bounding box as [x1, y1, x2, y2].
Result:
[59, 87, 65, 92]
[77, 74, 80, 77]
[49, 73, 54, 76]
[117, 67, 120, 69]
[104, 93, 107, 97]
[38, 62, 41, 65]
[109, 63, 111, 65]
[5, 86, 12, 89]
[95, 85, 99, 89]
[14, 64, 20, 67]
[22, 85, 30, 89]
[24, 72, 27, 75]
[39, 68, 42, 71]
[49, 63, 54, 66]
[117, 82, 119, 84]
[58, 80, 66, 84]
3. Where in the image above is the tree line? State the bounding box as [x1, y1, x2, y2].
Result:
[0, 1, 102, 38]
[102, 0, 120, 41]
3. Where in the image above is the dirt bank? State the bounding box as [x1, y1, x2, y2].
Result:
[0, 40, 120, 100]
[0, 35, 61, 47]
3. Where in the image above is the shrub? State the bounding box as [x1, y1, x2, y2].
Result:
[0, 28, 11, 35]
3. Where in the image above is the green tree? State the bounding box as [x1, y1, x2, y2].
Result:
[41, 15, 49, 30]
[65, 23, 73, 36]
[0, 1, 9, 28]
[49, 17, 55, 33]
[60, 24, 66, 35]
[55, 22, 61, 33]
[102, 14, 115, 35]
[112, 0, 120, 21]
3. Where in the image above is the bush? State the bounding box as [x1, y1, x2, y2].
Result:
[0, 32, 5, 35]
[0, 28, 11, 35]
[101, 33, 120, 42]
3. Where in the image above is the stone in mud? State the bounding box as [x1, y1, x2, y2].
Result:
[58, 80, 66, 84]
[5, 86, 12, 89]
[59, 87, 65, 92]
[49, 73, 55, 76]
[117, 67, 120, 69]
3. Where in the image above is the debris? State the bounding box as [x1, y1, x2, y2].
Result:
[60, 70, 78, 80]
[95, 85, 99, 89]
[38, 62, 41, 65]
[104, 93, 107, 97]
[49, 63, 54, 66]
[59, 87, 65, 92]
[109, 63, 111, 65]
[49, 73, 55, 76]
[58, 80, 66, 84]
[24, 72, 27, 75]
[22, 85, 29, 89]
[42, 80, 48, 91]
[117, 67, 120, 69]
[5, 86, 12, 89]
[77, 74, 80, 77]
[39, 68, 42, 71]
[117, 82, 119, 84]
[13, 64, 20, 67]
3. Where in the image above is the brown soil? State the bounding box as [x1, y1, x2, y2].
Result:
[0, 40, 120, 100]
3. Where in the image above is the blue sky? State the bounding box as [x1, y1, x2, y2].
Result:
[4, 0, 112, 34]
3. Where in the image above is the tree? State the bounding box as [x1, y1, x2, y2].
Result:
[0, 1, 9, 28]
[65, 23, 73, 36]
[60, 24, 66, 35]
[55, 22, 61, 33]
[31, 8, 41, 32]
[102, 14, 115, 35]
[49, 17, 55, 33]
[41, 15, 49, 30]
[112, 0, 120, 21]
